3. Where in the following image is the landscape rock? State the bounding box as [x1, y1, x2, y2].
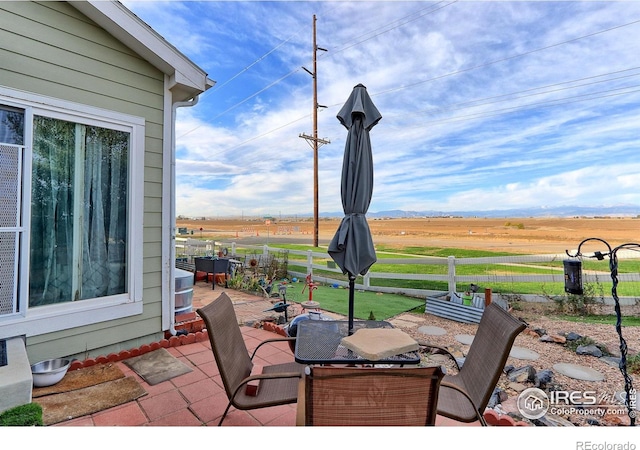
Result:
[535, 369, 553, 389]
[576, 344, 603, 358]
[507, 365, 536, 383]
[539, 334, 566, 344]
[533, 327, 547, 337]
[523, 328, 541, 338]
[565, 332, 582, 341]
[487, 387, 509, 408]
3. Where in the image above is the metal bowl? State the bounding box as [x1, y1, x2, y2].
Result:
[31, 358, 71, 387]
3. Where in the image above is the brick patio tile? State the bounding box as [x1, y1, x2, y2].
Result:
[217, 409, 261, 426]
[174, 341, 209, 357]
[147, 408, 203, 426]
[139, 389, 187, 421]
[196, 360, 220, 378]
[189, 391, 230, 424]
[183, 348, 215, 366]
[178, 377, 225, 404]
[247, 403, 296, 426]
[256, 350, 296, 366]
[92, 402, 148, 426]
[169, 363, 208, 388]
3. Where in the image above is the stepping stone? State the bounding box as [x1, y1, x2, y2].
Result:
[417, 325, 447, 336]
[510, 346, 540, 361]
[455, 334, 475, 345]
[553, 363, 604, 381]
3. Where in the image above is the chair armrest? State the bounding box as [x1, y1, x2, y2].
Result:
[423, 344, 461, 370]
[250, 337, 296, 360]
[439, 380, 487, 426]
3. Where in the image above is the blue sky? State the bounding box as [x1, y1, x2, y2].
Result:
[123, 1, 640, 218]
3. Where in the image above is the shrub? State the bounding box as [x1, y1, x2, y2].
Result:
[552, 280, 604, 316]
[628, 353, 640, 374]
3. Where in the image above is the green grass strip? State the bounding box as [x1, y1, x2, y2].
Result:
[286, 283, 423, 320]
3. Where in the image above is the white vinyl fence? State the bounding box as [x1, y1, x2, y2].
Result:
[176, 238, 640, 306]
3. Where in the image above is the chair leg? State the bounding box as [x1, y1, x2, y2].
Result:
[218, 401, 233, 426]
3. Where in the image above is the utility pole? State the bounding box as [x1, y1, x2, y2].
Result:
[300, 14, 329, 248]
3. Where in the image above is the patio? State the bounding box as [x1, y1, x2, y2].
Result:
[48, 284, 484, 427]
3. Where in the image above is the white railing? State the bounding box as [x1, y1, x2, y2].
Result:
[178, 239, 640, 306]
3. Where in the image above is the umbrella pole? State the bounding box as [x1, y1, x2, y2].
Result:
[348, 273, 356, 335]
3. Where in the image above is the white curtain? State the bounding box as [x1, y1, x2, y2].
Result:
[30, 118, 128, 306]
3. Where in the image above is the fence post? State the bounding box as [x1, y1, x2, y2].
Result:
[231, 242, 236, 256]
[364, 272, 370, 288]
[263, 245, 269, 258]
[447, 255, 456, 295]
[307, 250, 313, 276]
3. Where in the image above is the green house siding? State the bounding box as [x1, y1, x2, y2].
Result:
[0, 2, 168, 361]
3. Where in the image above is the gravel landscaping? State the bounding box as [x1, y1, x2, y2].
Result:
[392, 301, 640, 426]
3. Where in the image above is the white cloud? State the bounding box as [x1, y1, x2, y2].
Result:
[126, 1, 640, 217]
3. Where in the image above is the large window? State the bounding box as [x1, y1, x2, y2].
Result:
[29, 117, 130, 306]
[0, 88, 144, 338]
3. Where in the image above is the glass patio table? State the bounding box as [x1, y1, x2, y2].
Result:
[294, 320, 421, 365]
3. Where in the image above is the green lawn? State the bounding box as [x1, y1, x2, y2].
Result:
[286, 283, 424, 320]
[555, 314, 640, 326]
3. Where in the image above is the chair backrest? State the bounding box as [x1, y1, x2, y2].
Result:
[196, 293, 253, 400]
[458, 302, 526, 414]
[303, 366, 444, 426]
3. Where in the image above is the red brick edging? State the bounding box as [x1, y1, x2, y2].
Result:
[483, 409, 529, 426]
[69, 314, 209, 371]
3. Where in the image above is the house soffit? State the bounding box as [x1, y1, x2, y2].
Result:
[70, 1, 214, 102]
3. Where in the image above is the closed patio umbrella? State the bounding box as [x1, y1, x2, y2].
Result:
[328, 83, 381, 334]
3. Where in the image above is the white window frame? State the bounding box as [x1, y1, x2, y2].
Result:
[0, 87, 145, 339]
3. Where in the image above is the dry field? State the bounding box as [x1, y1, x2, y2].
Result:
[177, 216, 640, 254]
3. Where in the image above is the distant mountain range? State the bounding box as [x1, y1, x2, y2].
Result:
[318, 205, 640, 219]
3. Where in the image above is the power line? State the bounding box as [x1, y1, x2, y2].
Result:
[371, 18, 640, 99]
[385, 67, 640, 122]
[178, 1, 457, 139]
[209, 33, 302, 94]
[387, 85, 640, 130]
[324, 0, 458, 58]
